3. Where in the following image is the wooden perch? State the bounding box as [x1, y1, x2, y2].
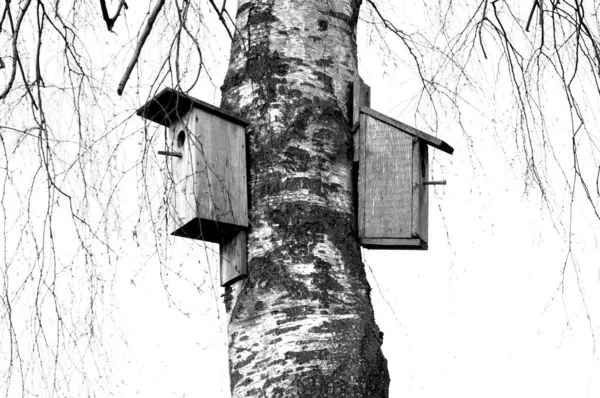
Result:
[117, 0, 165, 96]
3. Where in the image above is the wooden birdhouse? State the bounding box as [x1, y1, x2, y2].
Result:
[137, 88, 249, 285]
[352, 78, 454, 250]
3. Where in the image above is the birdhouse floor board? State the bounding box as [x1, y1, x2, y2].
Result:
[360, 238, 427, 250]
[171, 217, 246, 243]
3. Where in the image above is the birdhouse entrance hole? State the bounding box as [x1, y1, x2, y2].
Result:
[177, 130, 186, 148]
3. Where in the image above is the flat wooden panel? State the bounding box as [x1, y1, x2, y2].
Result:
[420, 143, 429, 242]
[357, 113, 368, 238]
[411, 140, 429, 242]
[360, 237, 427, 250]
[352, 77, 371, 162]
[220, 230, 247, 286]
[352, 77, 370, 126]
[194, 108, 248, 229]
[353, 132, 360, 162]
[170, 113, 197, 233]
[362, 115, 413, 239]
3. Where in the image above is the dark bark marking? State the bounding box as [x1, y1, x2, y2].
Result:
[312, 258, 345, 308]
[315, 58, 335, 68]
[247, 9, 279, 25]
[269, 325, 302, 336]
[285, 348, 330, 364]
[324, 10, 351, 24]
[312, 71, 334, 94]
[237, 2, 252, 15]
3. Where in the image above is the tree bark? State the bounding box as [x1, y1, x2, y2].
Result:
[220, 0, 389, 396]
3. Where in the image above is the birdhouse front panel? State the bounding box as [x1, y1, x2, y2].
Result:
[359, 113, 412, 238]
[357, 110, 428, 250]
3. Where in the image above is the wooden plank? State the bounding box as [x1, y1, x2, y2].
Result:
[357, 113, 367, 238]
[352, 77, 362, 127]
[362, 115, 413, 239]
[360, 106, 454, 155]
[170, 113, 198, 233]
[411, 139, 420, 239]
[410, 139, 429, 244]
[420, 143, 429, 242]
[353, 132, 360, 162]
[194, 108, 248, 230]
[352, 77, 371, 162]
[220, 230, 247, 286]
[360, 237, 427, 250]
[352, 77, 371, 125]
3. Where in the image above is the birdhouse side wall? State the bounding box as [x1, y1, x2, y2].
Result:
[193, 108, 248, 229]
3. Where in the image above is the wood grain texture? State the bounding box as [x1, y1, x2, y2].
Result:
[420, 143, 429, 242]
[410, 139, 429, 243]
[220, 230, 247, 286]
[194, 107, 248, 229]
[352, 77, 370, 161]
[362, 114, 413, 239]
[170, 113, 198, 233]
[357, 113, 367, 238]
[168, 107, 248, 243]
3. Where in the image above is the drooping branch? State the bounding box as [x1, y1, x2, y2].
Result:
[207, 0, 233, 40]
[99, 0, 128, 32]
[0, 0, 33, 101]
[117, 0, 165, 96]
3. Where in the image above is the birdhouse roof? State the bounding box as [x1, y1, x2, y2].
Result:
[360, 107, 454, 155]
[136, 87, 250, 128]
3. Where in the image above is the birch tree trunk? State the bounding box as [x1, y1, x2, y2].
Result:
[220, 0, 389, 396]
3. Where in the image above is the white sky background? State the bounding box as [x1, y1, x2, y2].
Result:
[1, 1, 600, 397]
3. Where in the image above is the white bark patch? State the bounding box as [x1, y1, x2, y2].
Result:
[287, 262, 316, 276]
[248, 224, 277, 261]
[229, 303, 361, 396]
[266, 191, 326, 206]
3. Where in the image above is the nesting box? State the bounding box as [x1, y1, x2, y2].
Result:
[352, 80, 453, 250]
[137, 88, 249, 243]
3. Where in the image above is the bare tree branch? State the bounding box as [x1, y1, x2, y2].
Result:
[99, 0, 128, 32]
[117, 0, 165, 96]
[207, 0, 234, 40]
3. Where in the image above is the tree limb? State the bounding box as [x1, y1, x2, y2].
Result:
[117, 0, 165, 96]
[99, 0, 128, 32]
[207, 0, 234, 40]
